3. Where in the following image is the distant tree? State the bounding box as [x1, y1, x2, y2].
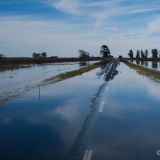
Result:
[0, 54, 6, 58]
[42, 52, 47, 58]
[50, 56, 58, 59]
[136, 50, 140, 59]
[144, 50, 149, 59]
[119, 55, 123, 61]
[151, 49, 158, 59]
[32, 52, 37, 58]
[140, 50, 145, 59]
[100, 45, 111, 58]
[128, 49, 134, 59]
[79, 50, 90, 60]
[32, 52, 41, 58]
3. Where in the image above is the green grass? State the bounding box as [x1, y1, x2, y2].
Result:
[122, 59, 160, 79]
[60, 62, 102, 80]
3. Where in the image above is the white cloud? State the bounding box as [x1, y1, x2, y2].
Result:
[48, 0, 160, 28]
[1, 13, 160, 57]
[53, 0, 80, 15]
[148, 16, 160, 34]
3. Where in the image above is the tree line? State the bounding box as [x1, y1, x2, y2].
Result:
[128, 49, 160, 60]
[1, 44, 112, 60]
[32, 52, 47, 58]
[79, 45, 113, 59]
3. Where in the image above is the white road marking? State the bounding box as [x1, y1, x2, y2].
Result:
[99, 101, 105, 112]
[83, 150, 93, 160]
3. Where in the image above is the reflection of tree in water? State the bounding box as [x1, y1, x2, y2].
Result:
[144, 61, 148, 67]
[141, 61, 144, 66]
[96, 60, 119, 82]
[152, 61, 158, 69]
[79, 61, 88, 67]
[136, 60, 140, 65]
[66, 59, 119, 160]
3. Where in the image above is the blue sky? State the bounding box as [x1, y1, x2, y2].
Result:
[0, 0, 160, 57]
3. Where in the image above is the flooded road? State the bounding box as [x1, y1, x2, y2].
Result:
[0, 60, 160, 160]
[87, 63, 160, 160]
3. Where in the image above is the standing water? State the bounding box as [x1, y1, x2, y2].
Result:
[0, 61, 160, 160]
[132, 60, 160, 71]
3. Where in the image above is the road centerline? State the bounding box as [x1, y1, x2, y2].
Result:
[83, 150, 93, 160]
[99, 101, 105, 112]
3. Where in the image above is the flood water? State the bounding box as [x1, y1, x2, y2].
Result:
[0, 61, 160, 160]
[0, 61, 93, 98]
[132, 60, 160, 71]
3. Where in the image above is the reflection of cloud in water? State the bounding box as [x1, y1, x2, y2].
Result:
[23, 101, 79, 125]
[143, 80, 160, 101]
[102, 100, 147, 120]
[0, 117, 12, 124]
[146, 84, 160, 101]
[55, 101, 78, 122]
[121, 63, 160, 101]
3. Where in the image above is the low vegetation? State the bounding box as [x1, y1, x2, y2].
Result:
[0, 57, 101, 71]
[43, 59, 112, 84]
[0, 63, 31, 71]
[123, 59, 160, 79]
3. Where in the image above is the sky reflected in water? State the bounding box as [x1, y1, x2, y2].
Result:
[0, 62, 160, 160]
[88, 63, 160, 160]
[0, 67, 103, 160]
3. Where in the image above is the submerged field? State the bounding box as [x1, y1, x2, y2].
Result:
[0, 59, 160, 160]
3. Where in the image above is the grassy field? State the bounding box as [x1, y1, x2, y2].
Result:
[123, 59, 160, 79]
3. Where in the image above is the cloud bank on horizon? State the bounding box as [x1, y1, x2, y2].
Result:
[0, 0, 160, 57]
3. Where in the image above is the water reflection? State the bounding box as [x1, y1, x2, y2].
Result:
[136, 60, 140, 65]
[140, 61, 144, 65]
[79, 61, 88, 67]
[38, 86, 41, 100]
[152, 61, 158, 69]
[132, 60, 160, 71]
[97, 60, 119, 82]
[87, 63, 160, 160]
[1, 61, 160, 160]
[0, 62, 85, 104]
[144, 61, 148, 67]
[67, 60, 119, 159]
[0, 66, 103, 160]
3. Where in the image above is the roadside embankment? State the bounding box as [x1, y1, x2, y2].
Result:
[122, 59, 160, 79]
[42, 59, 112, 85]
